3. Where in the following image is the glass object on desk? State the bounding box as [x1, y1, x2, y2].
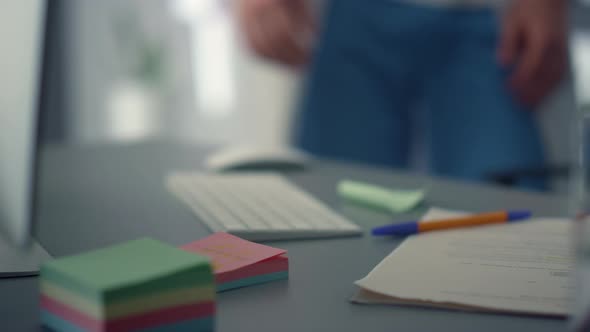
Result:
[572, 23, 590, 331]
[573, 106, 590, 331]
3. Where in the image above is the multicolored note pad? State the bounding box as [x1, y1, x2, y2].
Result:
[40, 238, 215, 332]
[181, 233, 289, 292]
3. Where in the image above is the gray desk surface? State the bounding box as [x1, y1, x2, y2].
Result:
[1, 141, 571, 331]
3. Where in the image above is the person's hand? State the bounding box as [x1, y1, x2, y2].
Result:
[236, 0, 315, 67]
[497, 0, 568, 107]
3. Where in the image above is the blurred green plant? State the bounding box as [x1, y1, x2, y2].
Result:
[111, 8, 167, 89]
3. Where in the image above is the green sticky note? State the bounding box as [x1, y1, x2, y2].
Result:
[41, 238, 213, 304]
[337, 180, 425, 213]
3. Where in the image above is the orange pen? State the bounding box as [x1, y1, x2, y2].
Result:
[372, 210, 532, 236]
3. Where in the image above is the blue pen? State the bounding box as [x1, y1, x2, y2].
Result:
[372, 210, 532, 236]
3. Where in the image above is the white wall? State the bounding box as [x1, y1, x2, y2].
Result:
[61, 0, 300, 147]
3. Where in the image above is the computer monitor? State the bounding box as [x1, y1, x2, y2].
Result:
[0, 0, 51, 276]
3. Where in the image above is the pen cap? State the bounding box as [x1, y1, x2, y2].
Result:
[507, 210, 532, 221]
[372, 222, 418, 236]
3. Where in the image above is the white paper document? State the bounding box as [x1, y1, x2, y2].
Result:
[353, 208, 574, 317]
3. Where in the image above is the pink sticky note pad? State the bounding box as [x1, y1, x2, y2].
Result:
[181, 233, 287, 274]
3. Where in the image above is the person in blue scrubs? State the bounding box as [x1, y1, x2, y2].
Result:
[236, 0, 568, 189]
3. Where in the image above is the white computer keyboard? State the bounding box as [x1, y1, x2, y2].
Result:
[166, 173, 362, 241]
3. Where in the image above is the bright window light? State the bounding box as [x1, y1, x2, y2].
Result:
[170, 0, 236, 118]
[571, 32, 590, 106]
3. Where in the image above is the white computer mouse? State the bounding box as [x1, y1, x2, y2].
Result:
[205, 145, 310, 172]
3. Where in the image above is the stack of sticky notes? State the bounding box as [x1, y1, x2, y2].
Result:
[181, 233, 288, 292]
[40, 238, 215, 332]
